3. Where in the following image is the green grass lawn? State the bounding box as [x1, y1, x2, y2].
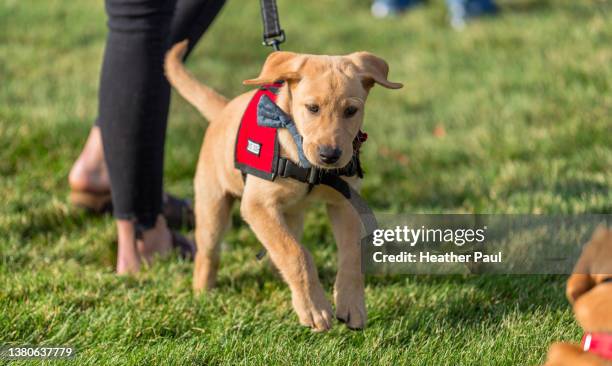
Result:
[1, 0, 611, 364]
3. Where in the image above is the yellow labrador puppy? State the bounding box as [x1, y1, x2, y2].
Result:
[164, 41, 402, 331]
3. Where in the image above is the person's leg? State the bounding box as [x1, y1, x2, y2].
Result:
[96, 0, 224, 274]
[447, 0, 498, 29]
[170, 0, 226, 58]
[69, 126, 109, 194]
[371, 0, 422, 18]
[99, 0, 177, 273]
[68, 0, 225, 200]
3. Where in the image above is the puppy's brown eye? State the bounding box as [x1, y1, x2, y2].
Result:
[344, 106, 358, 118]
[305, 104, 320, 114]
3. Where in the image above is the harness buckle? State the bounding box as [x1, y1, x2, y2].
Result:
[307, 167, 321, 185]
[277, 158, 289, 178]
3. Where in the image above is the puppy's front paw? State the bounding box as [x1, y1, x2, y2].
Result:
[292, 287, 334, 332]
[335, 280, 366, 330]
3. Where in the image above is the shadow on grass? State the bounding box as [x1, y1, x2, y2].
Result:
[1, 202, 117, 269]
[367, 273, 570, 334]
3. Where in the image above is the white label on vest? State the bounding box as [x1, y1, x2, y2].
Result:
[247, 140, 261, 156]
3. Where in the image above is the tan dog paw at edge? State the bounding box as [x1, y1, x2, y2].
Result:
[543, 226, 612, 366]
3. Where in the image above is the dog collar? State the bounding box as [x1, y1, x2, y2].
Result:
[577, 277, 612, 360]
[582, 333, 612, 360]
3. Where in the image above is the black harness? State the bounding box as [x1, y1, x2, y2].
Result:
[275, 155, 362, 189]
[236, 83, 367, 197]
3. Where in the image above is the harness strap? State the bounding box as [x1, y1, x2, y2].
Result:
[259, 0, 285, 50]
[320, 175, 378, 233]
[258, 94, 310, 168]
[276, 156, 362, 186]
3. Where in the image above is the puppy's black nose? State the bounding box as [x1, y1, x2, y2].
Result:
[318, 145, 342, 164]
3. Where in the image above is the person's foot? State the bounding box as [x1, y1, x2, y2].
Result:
[446, 0, 499, 30]
[116, 219, 141, 275]
[116, 215, 174, 275]
[371, 0, 422, 18]
[136, 216, 173, 264]
[68, 126, 110, 193]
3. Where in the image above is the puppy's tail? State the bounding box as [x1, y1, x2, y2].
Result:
[164, 40, 228, 123]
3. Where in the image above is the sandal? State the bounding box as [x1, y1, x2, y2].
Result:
[134, 227, 196, 261]
[170, 231, 197, 260]
[162, 193, 195, 231]
[70, 191, 195, 230]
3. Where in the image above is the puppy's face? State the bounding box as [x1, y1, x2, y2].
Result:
[290, 67, 368, 169]
[566, 226, 612, 332]
[245, 52, 402, 168]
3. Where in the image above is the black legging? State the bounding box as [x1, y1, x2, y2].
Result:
[97, 0, 225, 228]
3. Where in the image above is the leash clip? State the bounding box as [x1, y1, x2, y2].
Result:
[262, 30, 285, 51]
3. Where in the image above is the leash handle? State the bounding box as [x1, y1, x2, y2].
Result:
[260, 0, 285, 50]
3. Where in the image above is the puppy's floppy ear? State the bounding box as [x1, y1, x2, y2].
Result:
[590, 224, 610, 243]
[566, 274, 594, 304]
[349, 51, 403, 90]
[565, 226, 611, 304]
[243, 51, 305, 85]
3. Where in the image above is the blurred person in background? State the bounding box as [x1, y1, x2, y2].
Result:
[68, 0, 225, 274]
[371, 0, 498, 29]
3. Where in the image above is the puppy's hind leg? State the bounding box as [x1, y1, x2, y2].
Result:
[193, 177, 234, 293]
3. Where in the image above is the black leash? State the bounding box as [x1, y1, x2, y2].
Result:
[260, 0, 286, 51]
[255, 3, 283, 258]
